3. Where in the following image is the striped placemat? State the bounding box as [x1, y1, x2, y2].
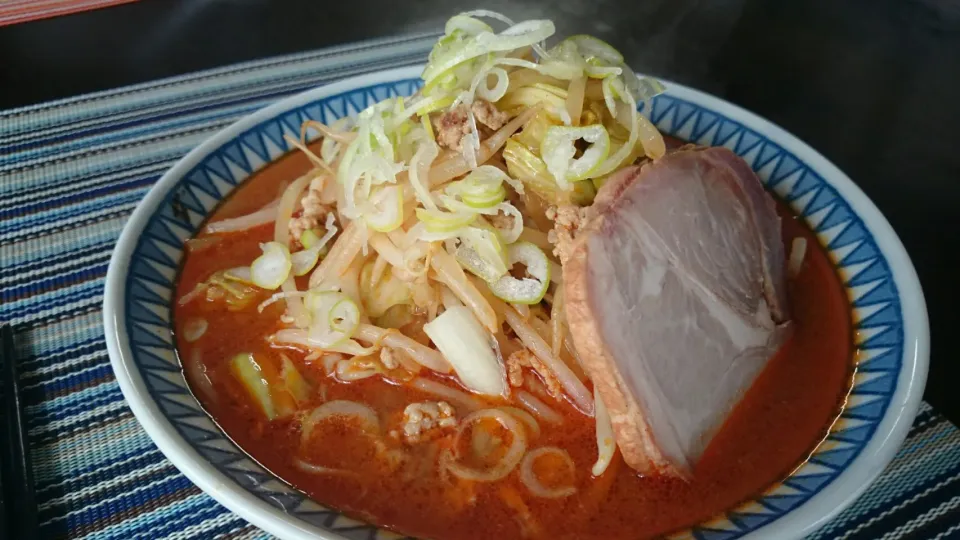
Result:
[1, 33, 958, 540]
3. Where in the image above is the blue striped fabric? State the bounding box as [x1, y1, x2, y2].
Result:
[0, 33, 957, 540]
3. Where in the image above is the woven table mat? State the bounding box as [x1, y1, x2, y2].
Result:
[1, 33, 958, 540]
[0, 0, 138, 28]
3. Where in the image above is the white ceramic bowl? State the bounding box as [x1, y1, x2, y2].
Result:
[103, 65, 929, 540]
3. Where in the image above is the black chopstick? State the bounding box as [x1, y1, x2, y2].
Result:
[0, 325, 39, 539]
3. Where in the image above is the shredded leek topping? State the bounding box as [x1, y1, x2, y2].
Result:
[180, 11, 670, 476]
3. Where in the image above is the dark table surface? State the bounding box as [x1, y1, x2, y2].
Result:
[2, 0, 957, 423]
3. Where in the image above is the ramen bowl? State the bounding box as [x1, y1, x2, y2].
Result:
[103, 65, 929, 540]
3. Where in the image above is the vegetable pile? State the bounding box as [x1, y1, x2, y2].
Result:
[181, 10, 667, 482]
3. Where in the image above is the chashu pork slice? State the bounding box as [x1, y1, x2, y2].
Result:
[564, 146, 791, 477]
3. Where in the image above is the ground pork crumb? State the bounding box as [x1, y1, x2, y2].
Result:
[487, 208, 516, 232]
[434, 99, 509, 152]
[288, 176, 331, 247]
[472, 99, 509, 131]
[547, 204, 589, 265]
[400, 401, 457, 444]
[505, 349, 562, 398]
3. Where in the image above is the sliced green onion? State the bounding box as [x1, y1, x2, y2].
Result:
[410, 222, 468, 243]
[422, 19, 555, 85]
[416, 207, 478, 233]
[416, 94, 457, 116]
[477, 66, 510, 102]
[538, 39, 585, 77]
[489, 242, 550, 304]
[299, 228, 333, 260]
[335, 99, 410, 220]
[422, 56, 482, 96]
[540, 124, 610, 190]
[444, 165, 511, 209]
[430, 29, 464, 63]
[421, 41, 488, 86]
[292, 215, 338, 277]
[438, 192, 501, 214]
[329, 297, 360, 334]
[304, 288, 339, 311]
[533, 58, 586, 81]
[335, 137, 361, 213]
[462, 8, 516, 26]
[445, 14, 494, 36]
[564, 34, 624, 64]
[300, 229, 321, 250]
[250, 242, 292, 290]
[579, 53, 623, 79]
[483, 19, 555, 50]
[291, 248, 322, 277]
[463, 164, 513, 187]
[304, 290, 360, 347]
[363, 185, 404, 232]
[591, 86, 646, 177]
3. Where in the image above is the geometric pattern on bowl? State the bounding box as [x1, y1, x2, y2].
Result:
[122, 77, 903, 540]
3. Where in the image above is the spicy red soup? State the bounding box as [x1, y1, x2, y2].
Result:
[174, 146, 853, 540]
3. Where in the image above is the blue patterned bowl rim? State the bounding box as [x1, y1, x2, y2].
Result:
[103, 65, 929, 540]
